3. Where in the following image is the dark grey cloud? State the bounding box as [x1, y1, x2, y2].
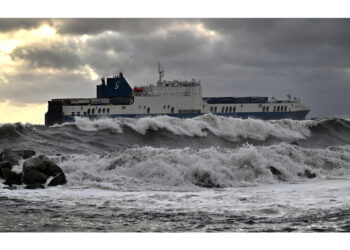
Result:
[0, 18, 52, 32]
[11, 44, 83, 70]
[0, 71, 95, 105]
[2, 18, 350, 117]
[203, 19, 350, 49]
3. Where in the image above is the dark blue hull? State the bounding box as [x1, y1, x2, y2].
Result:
[61, 110, 310, 124]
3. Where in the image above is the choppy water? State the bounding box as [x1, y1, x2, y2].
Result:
[1, 114, 350, 232]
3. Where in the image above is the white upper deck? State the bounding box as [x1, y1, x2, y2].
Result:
[134, 63, 202, 98]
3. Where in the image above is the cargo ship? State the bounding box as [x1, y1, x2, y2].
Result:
[45, 63, 310, 126]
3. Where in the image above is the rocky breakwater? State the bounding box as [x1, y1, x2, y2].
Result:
[0, 149, 66, 189]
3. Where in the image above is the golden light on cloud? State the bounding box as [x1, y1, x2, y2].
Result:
[0, 24, 61, 83]
[0, 24, 61, 124]
[0, 101, 47, 125]
[72, 65, 99, 81]
[0, 25, 57, 54]
[157, 21, 219, 40]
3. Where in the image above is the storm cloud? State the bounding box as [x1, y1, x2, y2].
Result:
[1, 18, 350, 117]
[0, 18, 51, 32]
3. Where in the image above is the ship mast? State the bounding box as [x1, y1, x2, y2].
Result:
[157, 62, 165, 86]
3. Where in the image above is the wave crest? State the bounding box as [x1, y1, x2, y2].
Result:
[71, 114, 314, 141]
[55, 143, 350, 190]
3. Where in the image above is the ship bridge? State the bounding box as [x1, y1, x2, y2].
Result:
[133, 63, 202, 97]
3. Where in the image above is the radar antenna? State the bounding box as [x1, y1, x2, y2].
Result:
[158, 62, 165, 84]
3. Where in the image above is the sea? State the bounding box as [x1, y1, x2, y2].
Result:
[1, 114, 350, 232]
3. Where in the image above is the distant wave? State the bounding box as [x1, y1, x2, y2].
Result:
[2, 115, 350, 155]
[70, 114, 314, 141]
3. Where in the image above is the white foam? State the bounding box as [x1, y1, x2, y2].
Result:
[50, 143, 350, 191]
[73, 117, 123, 133]
[71, 114, 315, 141]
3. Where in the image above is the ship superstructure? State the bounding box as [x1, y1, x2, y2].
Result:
[45, 63, 310, 126]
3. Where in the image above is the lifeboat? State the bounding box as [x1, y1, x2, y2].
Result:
[134, 87, 143, 92]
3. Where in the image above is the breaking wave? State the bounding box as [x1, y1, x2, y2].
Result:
[51, 143, 350, 191]
[2, 115, 350, 155]
[71, 114, 314, 141]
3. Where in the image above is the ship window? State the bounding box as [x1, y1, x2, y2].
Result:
[98, 108, 101, 114]
[77, 112, 80, 115]
[284, 106, 287, 112]
[147, 107, 150, 114]
[87, 109, 90, 115]
[225, 107, 228, 113]
[210, 107, 213, 112]
[84, 112, 87, 115]
[102, 108, 105, 113]
[214, 107, 217, 112]
[92, 109, 95, 114]
[167, 105, 170, 108]
[229, 107, 232, 112]
[163, 105, 166, 109]
[171, 107, 174, 113]
[273, 106, 276, 112]
[233, 106, 236, 112]
[139, 105, 141, 109]
[263, 106, 265, 112]
[222, 107, 225, 113]
[72, 112, 75, 116]
[107, 108, 110, 113]
[277, 106, 280, 112]
[266, 106, 269, 112]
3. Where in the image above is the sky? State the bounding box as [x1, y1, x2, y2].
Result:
[0, 18, 350, 124]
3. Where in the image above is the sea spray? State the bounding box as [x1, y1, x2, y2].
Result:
[51, 143, 350, 191]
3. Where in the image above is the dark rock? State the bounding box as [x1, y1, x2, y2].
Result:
[0, 149, 36, 166]
[23, 155, 62, 176]
[15, 150, 36, 159]
[268, 166, 285, 181]
[48, 172, 67, 186]
[290, 141, 299, 146]
[0, 149, 21, 166]
[25, 183, 45, 189]
[304, 169, 316, 179]
[1, 167, 22, 186]
[22, 155, 66, 186]
[0, 161, 12, 179]
[22, 169, 48, 185]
